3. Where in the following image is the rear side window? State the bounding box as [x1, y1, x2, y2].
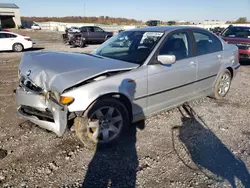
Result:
[8, 34, 17, 38]
[193, 31, 222, 55]
[94, 27, 104, 32]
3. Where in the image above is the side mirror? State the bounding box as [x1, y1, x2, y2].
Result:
[157, 55, 176, 65]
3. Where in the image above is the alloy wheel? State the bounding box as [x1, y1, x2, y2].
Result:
[218, 72, 231, 97]
[87, 106, 123, 143]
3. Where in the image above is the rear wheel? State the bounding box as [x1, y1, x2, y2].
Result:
[13, 43, 24, 52]
[211, 69, 232, 99]
[74, 98, 129, 148]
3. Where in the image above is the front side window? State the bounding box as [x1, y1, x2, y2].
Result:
[0, 33, 16, 38]
[80, 27, 88, 32]
[93, 31, 164, 65]
[159, 32, 191, 60]
[222, 27, 250, 38]
[193, 31, 222, 55]
[0, 33, 7, 38]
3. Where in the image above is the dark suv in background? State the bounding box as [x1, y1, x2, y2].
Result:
[221, 26, 250, 60]
[64, 26, 113, 47]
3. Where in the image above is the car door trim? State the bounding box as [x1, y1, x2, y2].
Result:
[134, 74, 217, 100]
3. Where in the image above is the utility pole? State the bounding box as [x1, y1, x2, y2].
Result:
[84, 2, 86, 18]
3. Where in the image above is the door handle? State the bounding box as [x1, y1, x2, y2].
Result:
[188, 62, 196, 67]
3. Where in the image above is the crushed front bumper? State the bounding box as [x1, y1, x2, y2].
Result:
[15, 87, 68, 136]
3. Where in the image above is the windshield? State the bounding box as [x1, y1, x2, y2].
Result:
[222, 27, 250, 38]
[93, 31, 164, 65]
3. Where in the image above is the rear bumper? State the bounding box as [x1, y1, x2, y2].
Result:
[15, 87, 68, 136]
[239, 49, 250, 60]
[24, 42, 33, 49]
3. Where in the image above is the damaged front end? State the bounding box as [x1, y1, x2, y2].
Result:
[14, 75, 69, 136]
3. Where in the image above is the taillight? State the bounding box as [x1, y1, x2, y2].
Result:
[25, 38, 31, 41]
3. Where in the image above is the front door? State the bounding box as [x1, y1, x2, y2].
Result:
[0, 33, 13, 51]
[192, 30, 223, 93]
[147, 30, 197, 114]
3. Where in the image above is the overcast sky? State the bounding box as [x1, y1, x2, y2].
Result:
[5, 0, 250, 21]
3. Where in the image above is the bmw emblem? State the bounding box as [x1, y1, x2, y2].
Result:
[26, 70, 31, 76]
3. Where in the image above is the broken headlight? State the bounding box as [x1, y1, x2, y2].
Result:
[49, 92, 74, 105]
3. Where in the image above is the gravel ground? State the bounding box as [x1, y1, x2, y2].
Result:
[0, 30, 250, 188]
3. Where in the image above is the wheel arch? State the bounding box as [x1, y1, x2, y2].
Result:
[226, 67, 234, 78]
[12, 42, 24, 51]
[83, 92, 133, 123]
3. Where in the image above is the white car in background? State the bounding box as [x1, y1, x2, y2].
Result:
[31, 24, 41, 30]
[0, 31, 33, 52]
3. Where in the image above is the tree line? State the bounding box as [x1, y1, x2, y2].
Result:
[227, 17, 250, 24]
[21, 16, 249, 25]
[21, 16, 144, 25]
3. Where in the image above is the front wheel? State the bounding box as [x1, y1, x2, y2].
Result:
[105, 35, 112, 41]
[79, 39, 86, 48]
[211, 69, 232, 100]
[74, 98, 129, 148]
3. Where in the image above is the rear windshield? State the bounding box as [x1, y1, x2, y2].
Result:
[222, 27, 250, 38]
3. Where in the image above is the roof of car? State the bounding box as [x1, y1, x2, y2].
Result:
[0, 3, 19, 9]
[130, 26, 201, 32]
[228, 26, 250, 29]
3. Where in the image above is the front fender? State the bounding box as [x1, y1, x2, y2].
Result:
[63, 81, 135, 113]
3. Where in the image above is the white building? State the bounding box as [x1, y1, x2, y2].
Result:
[190, 20, 226, 25]
[0, 3, 21, 28]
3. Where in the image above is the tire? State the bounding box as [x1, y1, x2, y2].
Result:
[79, 40, 86, 48]
[13, 43, 24, 52]
[211, 69, 232, 100]
[74, 98, 129, 148]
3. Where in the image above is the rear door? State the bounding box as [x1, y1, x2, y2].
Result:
[94, 27, 106, 42]
[191, 29, 223, 93]
[0, 33, 15, 51]
[87, 27, 96, 41]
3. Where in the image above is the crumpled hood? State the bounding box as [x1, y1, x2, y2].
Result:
[19, 52, 138, 93]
